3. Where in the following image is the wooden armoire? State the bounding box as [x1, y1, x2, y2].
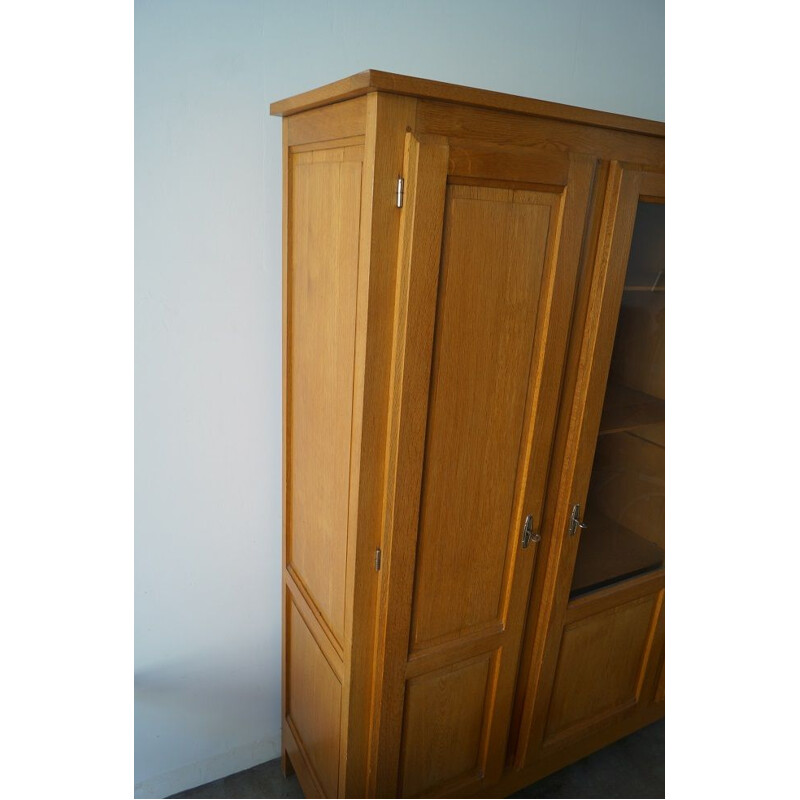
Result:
[271, 71, 665, 799]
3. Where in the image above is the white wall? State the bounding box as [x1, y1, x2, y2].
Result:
[134, 1, 664, 796]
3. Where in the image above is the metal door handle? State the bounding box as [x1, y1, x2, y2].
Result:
[569, 504, 588, 536]
[521, 514, 541, 548]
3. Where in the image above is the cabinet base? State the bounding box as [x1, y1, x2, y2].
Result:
[282, 719, 325, 799]
[476, 705, 664, 799]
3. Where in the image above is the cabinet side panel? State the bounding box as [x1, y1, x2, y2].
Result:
[288, 146, 363, 647]
[287, 600, 342, 798]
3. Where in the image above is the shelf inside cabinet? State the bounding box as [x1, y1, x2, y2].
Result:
[570, 512, 664, 597]
[598, 383, 664, 438]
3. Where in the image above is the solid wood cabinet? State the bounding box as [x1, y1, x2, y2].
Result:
[271, 71, 664, 799]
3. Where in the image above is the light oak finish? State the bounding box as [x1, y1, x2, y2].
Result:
[410, 184, 559, 652]
[371, 147, 595, 797]
[286, 97, 366, 147]
[286, 601, 342, 798]
[400, 653, 493, 798]
[271, 69, 664, 138]
[274, 73, 665, 799]
[417, 101, 664, 171]
[511, 161, 654, 767]
[346, 93, 420, 799]
[288, 143, 363, 647]
[544, 588, 663, 743]
[513, 164, 664, 778]
[367, 130, 451, 796]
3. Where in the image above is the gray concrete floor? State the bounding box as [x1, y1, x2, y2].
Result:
[170, 719, 664, 799]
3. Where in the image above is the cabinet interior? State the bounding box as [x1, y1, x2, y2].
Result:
[571, 201, 665, 597]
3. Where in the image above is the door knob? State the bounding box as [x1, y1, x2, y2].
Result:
[568, 504, 588, 536]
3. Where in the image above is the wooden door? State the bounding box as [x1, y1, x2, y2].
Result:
[368, 132, 596, 798]
[513, 164, 665, 775]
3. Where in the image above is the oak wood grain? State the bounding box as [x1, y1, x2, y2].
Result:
[410, 183, 558, 650]
[512, 162, 644, 767]
[276, 74, 666, 799]
[342, 93, 419, 799]
[287, 145, 363, 646]
[543, 591, 662, 744]
[399, 653, 494, 798]
[286, 96, 366, 146]
[368, 130, 450, 797]
[286, 601, 342, 798]
[417, 101, 664, 171]
[372, 141, 595, 797]
[271, 70, 664, 139]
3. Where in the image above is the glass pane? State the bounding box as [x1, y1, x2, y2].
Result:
[570, 201, 665, 597]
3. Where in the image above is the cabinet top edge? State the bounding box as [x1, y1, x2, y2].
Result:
[269, 69, 664, 138]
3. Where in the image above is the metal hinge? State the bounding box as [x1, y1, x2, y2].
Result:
[375, 547, 382, 571]
[396, 177, 404, 208]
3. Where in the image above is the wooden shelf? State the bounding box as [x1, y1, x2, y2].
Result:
[598, 383, 664, 437]
[570, 512, 664, 597]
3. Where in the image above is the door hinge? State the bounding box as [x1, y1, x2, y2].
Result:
[375, 547, 382, 571]
[396, 177, 404, 208]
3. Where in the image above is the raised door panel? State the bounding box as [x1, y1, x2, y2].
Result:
[288, 145, 363, 646]
[544, 589, 663, 744]
[400, 653, 493, 798]
[410, 185, 559, 652]
[371, 132, 596, 798]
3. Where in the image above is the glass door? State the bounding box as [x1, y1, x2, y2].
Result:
[570, 200, 665, 596]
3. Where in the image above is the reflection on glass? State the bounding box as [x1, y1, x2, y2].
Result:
[571, 202, 665, 597]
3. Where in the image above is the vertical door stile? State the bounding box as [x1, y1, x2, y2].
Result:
[368, 131, 450, 797]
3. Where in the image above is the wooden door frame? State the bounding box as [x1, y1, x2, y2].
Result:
[365, 130, 452, 797]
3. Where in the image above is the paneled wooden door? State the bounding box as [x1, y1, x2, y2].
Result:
[513, 163, 665, 774]
[368, 132, 597, 798]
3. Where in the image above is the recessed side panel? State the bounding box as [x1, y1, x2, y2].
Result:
[288, 145, 363, 646]
[544, 590, 662, 744]
[410, 185, 557, 651]
[399, 652, 495, 798]
[286, 600, 342, 798]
